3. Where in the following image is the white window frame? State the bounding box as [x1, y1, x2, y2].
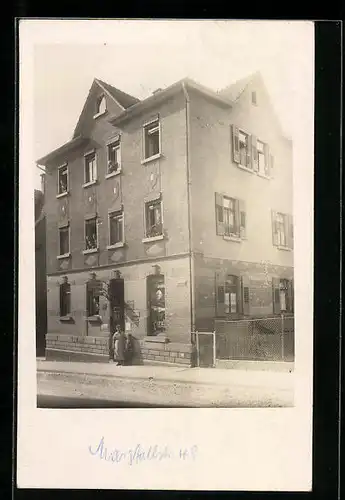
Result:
[106, 135, 122, 178]
[56, 163, 69, 198]
[257, 140, 266, 175]
[93, 95, 107, 119]
[83, 150, 97, 187]
[141, 118, 162, 164]
[57, 222, 71, 259]
[276, 212, 287, 248]
[238, 130, 250, 169]
[142, 195, 164, 242]
[83, 215, 99, 254]
[107, 209, 125, 249]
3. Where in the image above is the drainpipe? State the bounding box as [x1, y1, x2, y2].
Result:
[182, 82, 196, 338]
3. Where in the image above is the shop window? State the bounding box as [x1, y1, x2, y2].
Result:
[147, 272, 165, 335]
[59, 277, 71, 317]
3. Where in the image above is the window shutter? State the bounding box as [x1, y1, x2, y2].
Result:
[246, 134, 252, 167]
[215, 192, 225, 235]
[215, 270, 226, 317]
[264, 143, 270, 177]
[239, 199, 246, 239]
[288, 278, 294, 313]
[251, 135, 258, 171]
[232, 125, 240, 163]
[271, 210, 279, 246]
[288, 214, 294, 249]
[241, 275, 250, 315]
[272, 277, 281, 314]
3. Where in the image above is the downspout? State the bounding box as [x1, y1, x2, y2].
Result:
[182, 82, 196, 337]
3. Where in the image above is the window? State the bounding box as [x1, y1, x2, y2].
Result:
[85, 218, 98, 250]
[224, 275, 239, 314]
[58, 164, 68, 195]
[239, 131, 250, 167]
[223, 197, 237, 236]
[272, 211, 293, 249]
[59, 277, 71, 317]
[96, 95, 106, 115]
[251, 91, 257, 105]
[109, 211, 124, 246]
[216, 272, 241, 316]
[276, 213, 286, 247]
[257, 140, 266, 174]
[59, 225, 70, 256]
[86, 281, 100, 317]
[215, 192, 246, 239]
[232, 125, 272, 177]
[145, 198, 163, 238]
[107, 139, 121, 174]
[143, 119, 160, 160]
[84, 152, 97, 184]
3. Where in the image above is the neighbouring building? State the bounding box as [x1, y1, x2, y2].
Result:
[35, 187, 47, 356]
[37, 73, 294, 365]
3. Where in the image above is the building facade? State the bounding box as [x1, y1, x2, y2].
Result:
[38, 74, 293, 365]
[35, 188, 47, 356]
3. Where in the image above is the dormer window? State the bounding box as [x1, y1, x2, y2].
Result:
[95, 95, 106, 117]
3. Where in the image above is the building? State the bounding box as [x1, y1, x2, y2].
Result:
[37, 73, 293, 365]
[35, 187, 47, 356]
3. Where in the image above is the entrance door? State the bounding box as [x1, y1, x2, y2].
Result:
[109, 278, 125, 332]
[147, 274, 165, 335]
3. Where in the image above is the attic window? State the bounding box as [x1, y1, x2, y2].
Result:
[95, 95, 106, 116]
[251, 91, 257, 105]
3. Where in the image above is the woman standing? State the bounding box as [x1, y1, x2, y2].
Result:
[113, 324, 126, 366]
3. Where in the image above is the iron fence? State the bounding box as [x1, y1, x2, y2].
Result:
[215, 315, 294, 362]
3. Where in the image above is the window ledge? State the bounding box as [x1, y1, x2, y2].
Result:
[105, 170, 121, 179]
[83, 180, 98, 188]
[141, 153, 162, 165]
[87, 315, 102, 323]
[144, 335, 170, 344]
[237, 164, 254, 174]
[257, 172, 271, 180]
[83, 248, 99, 255]
[56, 191, 69, 199]
[93, 111, 107, 120]
[57, 253, 71, 259]
[107, 242, 125, 250]
[59, 315, 73, 322]
[277, 245, 292, 252]
[223, 235, 241, 243]
[142, 234, 164, 243]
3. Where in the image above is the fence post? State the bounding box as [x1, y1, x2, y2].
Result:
[281, 313, 285, 360]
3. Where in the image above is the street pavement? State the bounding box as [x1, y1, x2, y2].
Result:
[37, 359, 294, 408]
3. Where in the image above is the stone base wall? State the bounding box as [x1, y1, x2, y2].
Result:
[45, 334, 193, 366]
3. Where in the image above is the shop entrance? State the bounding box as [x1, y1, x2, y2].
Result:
[109, 277, 125, 332]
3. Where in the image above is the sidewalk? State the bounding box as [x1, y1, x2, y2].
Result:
[37, 358, 294, 390]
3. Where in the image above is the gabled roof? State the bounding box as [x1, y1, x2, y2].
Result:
[72, 78, 140, 139]
[95, 79, 140, 109]
[109, 77, 233, 126]
[218, 72, 259, 101]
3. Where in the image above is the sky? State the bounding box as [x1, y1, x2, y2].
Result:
[30, 20, 314, 189]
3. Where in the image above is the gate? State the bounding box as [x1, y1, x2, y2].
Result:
[195, 331, 216, 368]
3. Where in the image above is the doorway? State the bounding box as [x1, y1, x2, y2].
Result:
[109, 277, 125, 332]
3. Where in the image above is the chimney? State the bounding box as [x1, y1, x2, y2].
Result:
[152, 88, 162, 95]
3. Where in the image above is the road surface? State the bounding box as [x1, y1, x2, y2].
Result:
[37, 370, 293, 408]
